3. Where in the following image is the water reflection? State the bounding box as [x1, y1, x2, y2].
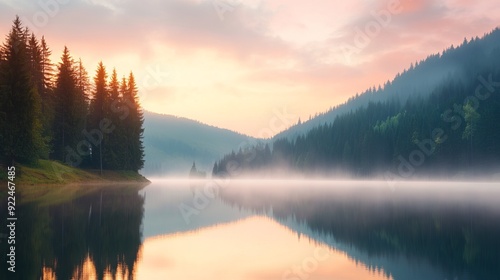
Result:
[138, 179, 252, 239]
[2, 180, 500, 280]
[0, 185, 145, 280]
[220, 180, 500, 280]
[134, 216, 391, 280]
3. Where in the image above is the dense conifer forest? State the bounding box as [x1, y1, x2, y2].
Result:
[0, 16, 144, 172]
[213, 28, 500, 178]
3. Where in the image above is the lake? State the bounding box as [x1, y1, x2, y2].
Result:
[2, 179, 500, 280]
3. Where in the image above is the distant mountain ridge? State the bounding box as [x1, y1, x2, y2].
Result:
[275, 28, 500, 140]
[142, 111, 256, 175]
[213, 27, 500, 178]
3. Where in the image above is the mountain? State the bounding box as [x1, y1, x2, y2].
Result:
[141, 111, 257, 176]
[214, 27, 500, 178]
[275, 28, 500, 140]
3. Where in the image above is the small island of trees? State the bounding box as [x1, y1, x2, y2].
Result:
[189, 162, 206, 178]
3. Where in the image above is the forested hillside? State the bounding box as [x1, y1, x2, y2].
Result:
[275, 28, 500, 140]
[142, 111, 255, 176]
[214, 28, 500, 179]
[0, 17, 144, 173]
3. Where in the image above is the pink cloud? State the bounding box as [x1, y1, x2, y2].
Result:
[1, 0, 500, 136]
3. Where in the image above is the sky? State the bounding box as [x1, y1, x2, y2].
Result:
[0, 0, 499, 138]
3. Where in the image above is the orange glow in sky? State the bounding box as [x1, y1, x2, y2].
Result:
[1, 0, 499, 137]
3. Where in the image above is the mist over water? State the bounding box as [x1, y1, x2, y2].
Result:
[6, 178, 499, 279]
[149, 175, 500, 201]
[139, 178, 500, 280]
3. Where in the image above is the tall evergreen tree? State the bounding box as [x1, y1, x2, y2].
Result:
[52, 46, 86, 163]
[106, 76, 130, 170]
[27, 33, 43, 94]
[40, 36, 55, 136]
[27, 33, 54, 158]
[122, 72, 144, 171]
[88, 62, 109, 172]
[68, 58, 91, 167]
[40, 36, 54, 94]
[102, 69, 123, 169]
[75, 58, 90, 100]
[109, 69, 119, 101]
[0, 16, 45, 164]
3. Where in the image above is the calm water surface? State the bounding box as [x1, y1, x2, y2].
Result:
[2, 180, 500, 280]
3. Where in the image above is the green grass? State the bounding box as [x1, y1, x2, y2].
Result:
[0, 159, 149, 204]
[13, 159, 149, 185]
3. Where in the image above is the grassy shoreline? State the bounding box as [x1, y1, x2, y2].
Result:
[0, 159, 150, 204]
[1, 159, 149, 184]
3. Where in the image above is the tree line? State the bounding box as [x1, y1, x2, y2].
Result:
[0, 16, 144, 172]
[213, 28, 500, 178]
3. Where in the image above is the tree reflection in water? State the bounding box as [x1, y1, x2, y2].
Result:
[220, 181, 500, 280]
[0, 185, 145, 280]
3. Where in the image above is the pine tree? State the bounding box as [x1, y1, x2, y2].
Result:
[52, 46, 86, 164]
[27, 33, 43, 93]
[0, 16, 45, 164]
[190, 161, 197, 176]
[88, 62, 109, 172]
[39, 36, 55, 141]
[109, 69, 119, 101]
[69, 58, 91, 167]
[103, 68, 122, 169]
[27, 33, 53, 158]
[108, 76, 130, 170]
[40, 36, 54, 94]
[75, 58, 90, 100]
[212, 162, 218, 175]
[122, 72, 144, 172]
